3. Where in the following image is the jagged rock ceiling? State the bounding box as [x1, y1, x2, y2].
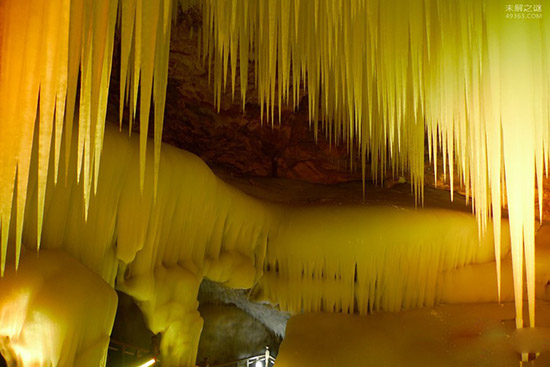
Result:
[110, 7, 362, 184]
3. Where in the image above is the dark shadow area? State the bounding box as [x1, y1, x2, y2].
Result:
[106, 292, 156, 367]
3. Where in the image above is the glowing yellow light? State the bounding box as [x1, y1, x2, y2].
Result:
[137, 358, 157, 367]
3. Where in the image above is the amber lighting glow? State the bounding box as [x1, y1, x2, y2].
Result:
[0, 1, 548, 359]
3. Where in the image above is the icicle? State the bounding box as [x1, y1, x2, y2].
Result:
[202, 0, 549, 327]
[138, 0, 160, 193]
[153, 0, 173, 199]
[53, 0, 71, 184]
[0, 0, 178, 271]
[0, 0, 44, 271]
[119, 0, 137, 131]
[37, 0, 64, 250]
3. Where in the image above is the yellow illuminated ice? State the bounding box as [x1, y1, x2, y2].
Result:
[21, 124, 273, 366]
[202, 0, 549, 328]
[15, 125, 516, 365]
[0, 0, 549, 361]
[0, 0, 177, 274]
[259, 205, 511, 314]
[0, 250, 117, 367]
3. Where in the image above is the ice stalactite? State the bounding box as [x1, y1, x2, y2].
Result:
[0, 0, 194, 276]
[201, 0, 550, 328]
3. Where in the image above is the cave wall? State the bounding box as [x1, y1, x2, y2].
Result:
[196, 304, 280, 365]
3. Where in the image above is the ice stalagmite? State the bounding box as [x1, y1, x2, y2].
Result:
[0, 250, 117, 367]
[20, 124, 273, 366]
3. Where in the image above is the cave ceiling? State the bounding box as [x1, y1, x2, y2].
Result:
[106, 6, 550, 218]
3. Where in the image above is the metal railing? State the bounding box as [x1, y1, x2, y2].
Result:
[107, 340, 275, 367]
[108, 339, 153, 366]
[109, 339, 150, 358]
[209, 347, 276, 367]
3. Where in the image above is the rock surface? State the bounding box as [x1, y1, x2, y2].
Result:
[197, 304, 280, 365]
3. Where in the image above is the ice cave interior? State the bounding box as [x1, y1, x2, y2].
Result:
[1, 1, 550, 366]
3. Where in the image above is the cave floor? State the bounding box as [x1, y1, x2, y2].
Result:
[275, 302, 550, 367]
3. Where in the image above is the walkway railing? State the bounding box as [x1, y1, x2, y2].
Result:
[107, 340, 275, 367]
[108, 339, 152, 366]
[209, 347, 276, 367]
